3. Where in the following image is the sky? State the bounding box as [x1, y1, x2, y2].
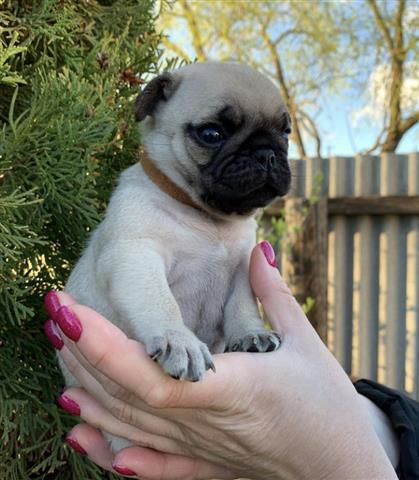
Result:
[159, 1, 418, 160]
[300, 94, 419, 160]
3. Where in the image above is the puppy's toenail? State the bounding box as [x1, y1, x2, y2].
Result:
[247, 344, 259, 352]
[207, 361, 216, 373]
[150, 349, 162, 361]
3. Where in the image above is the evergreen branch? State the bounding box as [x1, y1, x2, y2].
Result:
[0, 1, 161, 477]
[0, 32, 27, 87]
[7, 86, 19, 137]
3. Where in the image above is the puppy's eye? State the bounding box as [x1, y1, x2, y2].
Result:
[280, 127, 291, 140]
[197, 125, 224, 146]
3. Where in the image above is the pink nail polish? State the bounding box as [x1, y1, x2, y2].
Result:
[56, 306, 82, 341]
[44, 291, 61, 320]
[58, 393, 80, 416]
[66, 435, 86, 455]
[112, 463, 136, 476]
[260, 240, 276, 267]
[44, 319, 64, 350]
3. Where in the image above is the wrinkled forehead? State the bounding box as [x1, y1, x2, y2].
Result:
[167, 67, 287, 129]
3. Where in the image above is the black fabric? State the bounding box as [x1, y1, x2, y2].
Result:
[354, 379, 419, 480]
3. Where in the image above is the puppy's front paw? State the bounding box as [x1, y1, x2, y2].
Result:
[146, 328, 214, 381]
[225, 330, 281, 353]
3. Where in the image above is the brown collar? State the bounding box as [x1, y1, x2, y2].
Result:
[139, 151, 201, 211]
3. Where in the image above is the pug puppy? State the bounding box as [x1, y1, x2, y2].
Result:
[61, 62, 291, 450]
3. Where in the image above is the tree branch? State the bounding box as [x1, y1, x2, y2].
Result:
[258, 22, 307, 159]
[364, 127, 386, 155]
[160, 36, 191, 61]
[298, 108, 322, 158]
[399, 111, 419, 135]
[395, 0, 406, 54]
[367, 0, 394, 52]
[272, 29, 304, 45]
[256, 64, 276, 80]
[259, 8, 274, 31]
[178, 0, 208, 61]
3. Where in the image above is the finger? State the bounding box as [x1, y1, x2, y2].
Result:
[54, 292, 176, 412]
[59, 346, 181, 443]
[66, 423, 114, 472]
[61, 386, 185, 455]
[54, 296, 237, 409]
[58, 329, 155, 415]
[114, 446, 234, 480]
[45, 291, 77, 321]
[249, 242, 313, 338]
[56, 291, 77, 308]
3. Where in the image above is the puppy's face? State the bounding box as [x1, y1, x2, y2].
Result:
[136, 63, 291, 216]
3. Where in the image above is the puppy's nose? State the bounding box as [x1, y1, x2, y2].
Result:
[255, 149, 277, 171]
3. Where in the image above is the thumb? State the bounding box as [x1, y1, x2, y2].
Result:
[249, 241, 310, 337]
[114, 446, 233, 480]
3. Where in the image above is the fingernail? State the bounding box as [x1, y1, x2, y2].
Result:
[65, 435, 86, 455]
[56, 306, 82, 341]
[44, 319, 64, 350]
[112, 463, 136, 476]
[58, 393, 80, 416]
[44, 291, 61, 320]
[260, 240, 276, 267]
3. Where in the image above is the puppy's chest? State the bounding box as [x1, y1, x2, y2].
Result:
[167, 242, 237, 348]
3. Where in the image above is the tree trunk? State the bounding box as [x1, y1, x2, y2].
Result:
[261, 28, 307, 159]
[281, 198, 328, 342]
[367, 0, 417, 153]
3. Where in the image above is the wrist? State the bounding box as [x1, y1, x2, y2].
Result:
[295, 406, 398, 480]
[262, 429, 397, 480]
[320, 424, 398, 480]
[358, 393, 400, 468]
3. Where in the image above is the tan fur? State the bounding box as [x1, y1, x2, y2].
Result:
[60, 62, 288, 451]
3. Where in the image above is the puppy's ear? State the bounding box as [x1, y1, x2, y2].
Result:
[135, 72, 180, 122]
[283, 112, 292, 134]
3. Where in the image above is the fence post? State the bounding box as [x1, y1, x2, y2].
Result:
[281, 197, 328, 343]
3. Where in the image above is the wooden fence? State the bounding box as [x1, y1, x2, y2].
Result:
[264, 152, 419, 399]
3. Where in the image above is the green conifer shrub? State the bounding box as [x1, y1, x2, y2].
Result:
[0, 1, 164, 477]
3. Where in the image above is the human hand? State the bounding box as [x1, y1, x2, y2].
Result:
[45, 242, 397, 479]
